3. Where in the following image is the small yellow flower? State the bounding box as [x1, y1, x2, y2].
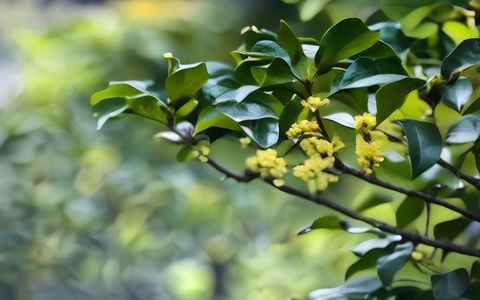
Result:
[246, 149, 287, 179]
[286, 119, 319, 139]
[273, 179, 285, 187]
[201, 146, 210, 156]
[293, 154, 337, 191]
[354, 113, 377, 136]
[355, 135, 384, 174]
[199, 155, 209, 163]
[239, 136, 251, 148]
[299, 136, 344, 157]
[301, 96, 330, 112]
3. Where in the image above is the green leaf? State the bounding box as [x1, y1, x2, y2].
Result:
[215, 100, 278, 122]
[164, 53, 180, 75]
[315, 18, 380, 73]
[376, 78, 426, 124]
[154, 131, 183, 143]
[91, 97, 128, 130]
[261, 58, 298, 88]
[353, 40, 400, 60]
[298, 0, 332, 22]
[441, 78, 473, 112]
[377, 242, 414, 286]
[309, 276, 383, 300]
[166, 62, 209, 109]
[441, 39, 480, 80]
[214, 85, 258, 104]
[205, 61, 234, 77]
[380, 0, 437, 21]
[297, 216, 341, 235]
[251, 40, 291, 64]
[330, 58, 408, 94]
[434, 218, 471, 242]
[396, 197, 424, 229]
[349, 235, 402, 256]
[279, 99, 304, 139]
[394, 119, 443, 179]
[445, 114, 480, 144]
[470, 261, 480, 281]
[431, 269, 470, 300]
[176, 146, 199, 163]
[126, 94, 168, 124]
[240, 118, 279, 148]
[277, 20, 304, 64]
[323, 112, 356, 128]
[464, 282, 480, 300]
[345, 248, 386, 280]
[194, 107, 241, 135]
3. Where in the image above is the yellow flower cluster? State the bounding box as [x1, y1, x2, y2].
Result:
[246, 149, 287, 179]
[301, 96, 330, 112]
[354, 113, 384, 174]
[300, 135, 345, 157]
[354, 112, 376, 138]
[294, 155, 338, 191]
[239, 136, 251, 148]
[286, 119, 319, 139]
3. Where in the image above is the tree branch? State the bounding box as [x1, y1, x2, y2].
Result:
[204, 156, 480, 258]
[437, 158, 480, 191]
[333, 158, 480, 222]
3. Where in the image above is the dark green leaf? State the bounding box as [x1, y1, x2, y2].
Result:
[279, 99, 304, 139]
[464, 282, 480, 300]
[396, 197, 424, 229]
[309, 276, 383, 300]
[214, 85, 258, 104]
[441, 78, 473, 112]
[216, 100, 278, 122]
[91, 97, 128, 130]
[166, 62, 209, 109]
[376, 78, 425, 124]
[441, 39, 480, 80]
[353, 40, 400, 60]
[323, 112, 356, 128]
[380, 0, 437, 21]
[194, 107, 241, 135]
[176, 146, 199, 163]
[394, 119, 443, 179]
[470, 261, 480, 281]
[434, 218, 471, 242]
[315, 18, 380, 73]
[445, 114, 480, 144]
[349, 235, 402, 256]
[330, 58, 408, 94]
[241, 26, 277, 52]
[431, 269, 470, 300]
[345, 248, 386, 280]
[126, 94, 169, 124]
[251, 40, 291, 64]
[205, 61, 234, 77]
[261, 58, 298, 88]
[297, 216, 341, 235]
[377, 242, 414, 286]
[240, 118, 279, 148]
[277, 20, 304, 64]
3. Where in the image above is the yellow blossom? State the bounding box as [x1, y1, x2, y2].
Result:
[286, 119, 319, 139]
[246, 149, 287, 179]
[293, 154, 337, 191]
[300, 136, 344, 157]
[239, 136, 251, 148]
[355, 135, 384, 174]
[201, 146, 210, 156]
[301, 96, 330, 112]
[354, 113, 377, 136]
[199, 155, 209, 163]
[273, 179, 285, 187]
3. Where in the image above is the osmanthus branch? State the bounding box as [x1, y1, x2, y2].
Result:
[333, 158, 480, 223]
[204, 157, 480, 258]
[437, 158, 480, 191]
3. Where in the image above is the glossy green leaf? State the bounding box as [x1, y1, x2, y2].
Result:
[376, 78, 425, 124]
[377, 242, 414, 286]
[441, 78, 473, 112]
[176, 146, 199, 163]
[323, 112, 356, 128]
[241, 26, 277, 52]
[251, 40, 291, 64]
[434, 218, 471, 242]
[349, 235, 402, 256]
[261, 58, 298, 88]
[166, 62, 209, 109]
[380, 0, 437, 21]
[345, 248, 386, 280]
[205, 61, 234, 77]
[396, 197, 424, 229]
[175, 100, 198, 122]
[441, 39, 480, 79]
[309, 276, 383, 300]
[214, 85, 258, 104]
[126, 94, 168, 124]
[240, 118, 279, 148]
[315, 18, 380, 73]
[445, 114, 480, 143]
[90, 81, 154, 106]
[91, 97, 128, 130]
[431, 269, 470, 300]
[277, 20, 304, 64]
[330, 58, 408, 94]
[298, 0, 332, 22]
[470, 261, 480, 281]
[394, 119, 443, 179]
[164, 53, 180, 75]
[216, 100, 278, 122]
[194, 107, 241, 135]
[353, 40, 400, 60]
[297, 216, 341, 235]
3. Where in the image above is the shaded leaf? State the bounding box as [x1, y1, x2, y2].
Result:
[376, 78, 425, 124]
[445, 114, 480, 144]
[434, 218, 471, 242]
[345, 248, 386, 280]
[216, 100, 278, 122]
[176, 146, 199, 163]
[309, 276, 383, 300]
[297, 216, 341, 235]
[441, 78, 473, 112]
[394, 119, 443, 179]
[194, 107, 241, 136]
[380, 0, 438, 21]
[431, 269, 470, 300]
[166, 62, 209, 109]
[214, 85, 258, 104]
[315, 18, 380, 73]
[277, 20, 304, 64]
[441, 39, 480, 80]
[240, 118, 279, 148]
[377, 242, 414, 286]
[396, 197, 424, 229]
[91, 97, 128, 130]
[349, 235, 402, 256]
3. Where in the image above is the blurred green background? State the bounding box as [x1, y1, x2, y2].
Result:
[0, 0, 420, 299]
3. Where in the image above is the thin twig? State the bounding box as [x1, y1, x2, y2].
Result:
[204, 157, 480, 258]
[438, 158, 480, 191]
[333, 158, 480, 222]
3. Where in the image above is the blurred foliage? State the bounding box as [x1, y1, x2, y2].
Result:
[0, 0, 380, 299]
